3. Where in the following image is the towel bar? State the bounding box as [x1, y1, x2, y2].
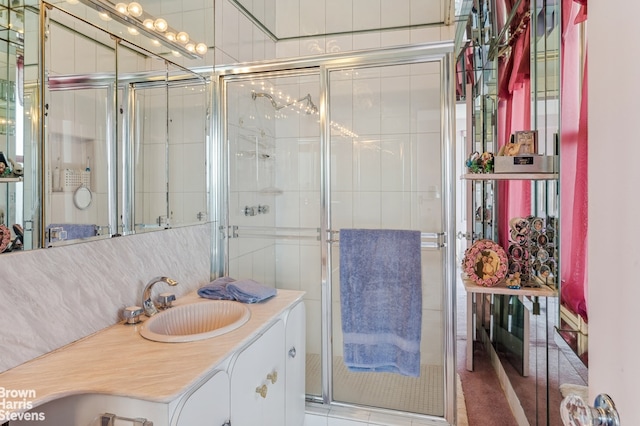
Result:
[327, 229, 446, 249]
[224, 225, 321, 240]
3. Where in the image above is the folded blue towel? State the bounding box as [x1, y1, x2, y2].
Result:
[227, 279, 277, 303]
[340, 228, 422, 377]
[197, 277, 236, 300]
[47, 223, 97, 242]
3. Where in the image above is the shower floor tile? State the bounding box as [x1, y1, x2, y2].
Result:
[306, 354, 444, 417]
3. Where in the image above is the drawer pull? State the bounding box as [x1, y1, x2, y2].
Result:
[267, 371, 278, 384]
[255, 384, 268, 398]
[288, 347, 297, 358]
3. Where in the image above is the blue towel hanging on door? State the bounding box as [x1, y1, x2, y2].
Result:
[339, 228, 422, 377]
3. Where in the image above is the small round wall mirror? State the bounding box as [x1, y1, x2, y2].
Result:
[73, 185, 92, 210]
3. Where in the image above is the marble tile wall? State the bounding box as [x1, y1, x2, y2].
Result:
[0, 225, 212, 373]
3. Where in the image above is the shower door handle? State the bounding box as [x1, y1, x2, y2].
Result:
[420, 232, 445, 249]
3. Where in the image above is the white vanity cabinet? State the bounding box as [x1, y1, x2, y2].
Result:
[284, 301, 306, 426]
[172, 369, 230, 426]
[3, 293, 306, 426]
[229, 319, 286, 426]
[172, 300, 305, 426]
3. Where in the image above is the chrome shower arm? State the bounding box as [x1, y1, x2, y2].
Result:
[252, 91, 318, 114]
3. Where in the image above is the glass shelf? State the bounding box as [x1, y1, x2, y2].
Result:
[461, 173, 559, 180]
[0, 176, 21, 182]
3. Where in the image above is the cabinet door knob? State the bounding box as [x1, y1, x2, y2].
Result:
[288, 346, 297, 358]
[560, 393, 620, 426]
[267, 371, 278, 384]
[255, 384, 268, 398]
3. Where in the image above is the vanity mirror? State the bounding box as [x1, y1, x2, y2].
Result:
[0, 6, 28, 253]
[38, 2, 209, 247]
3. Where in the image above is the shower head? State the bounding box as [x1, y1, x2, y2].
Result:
[252, 91, 318, 115]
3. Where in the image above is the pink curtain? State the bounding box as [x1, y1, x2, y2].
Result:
[560, 0, 588, 321]
[496, 0, 532, 248]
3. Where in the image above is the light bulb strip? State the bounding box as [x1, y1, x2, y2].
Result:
[75, 0, 207, 59]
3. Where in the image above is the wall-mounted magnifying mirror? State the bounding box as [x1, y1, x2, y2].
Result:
[73, 185, 92, 210]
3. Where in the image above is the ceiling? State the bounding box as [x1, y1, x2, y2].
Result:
[230, 0, 464, 40]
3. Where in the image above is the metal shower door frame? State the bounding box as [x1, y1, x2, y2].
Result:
[319, 47, 457, 425]
[214, 41, 457, 425]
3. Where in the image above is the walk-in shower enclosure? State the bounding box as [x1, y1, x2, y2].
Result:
[216, 42, 457, 424]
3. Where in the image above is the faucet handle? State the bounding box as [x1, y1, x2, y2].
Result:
[157, 292, 176, 310]
[123, 306, 144, 324]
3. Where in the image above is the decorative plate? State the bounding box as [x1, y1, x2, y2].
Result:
[0, 224, 11, 253]
[463, 239, 508, 287]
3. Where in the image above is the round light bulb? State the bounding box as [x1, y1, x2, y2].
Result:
[127, 2, 143, 17]
[114, 2, 128, 14]
[185, 43, 195, 52]
[127, 27, 139, 36]
[165, 32, 176, 41]
[98, 12, 112, 21]
[142, 18, 154, 30]
[151, 39, 161, 46]
[176, 31, 189, 44]
[154, 18, 168, 32]
[195, 43, 208, 55]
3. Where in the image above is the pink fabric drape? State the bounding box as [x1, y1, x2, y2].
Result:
[560, 0, 588, 321]
[496, 0, 532, 248]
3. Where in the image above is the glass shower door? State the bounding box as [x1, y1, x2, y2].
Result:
[327, 60, 449, 417]
[223, 71, 324, 400]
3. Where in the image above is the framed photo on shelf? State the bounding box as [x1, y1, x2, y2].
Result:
[462, 239, 508, 287]
[514, 130, 537, 154]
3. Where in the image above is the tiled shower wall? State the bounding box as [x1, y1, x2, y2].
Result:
[225, 73, 322, 357]
[213, 0, 454, 66]
[328, 62, 445, 365]
[226, 60, 446, 367]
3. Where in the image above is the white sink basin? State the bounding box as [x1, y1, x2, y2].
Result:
[139, 300, 251, 343]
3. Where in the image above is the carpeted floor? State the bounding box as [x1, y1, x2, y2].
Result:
[457, 339, 519, 425]
[455, 273, 588, 426]
[455, 275, 520, 426]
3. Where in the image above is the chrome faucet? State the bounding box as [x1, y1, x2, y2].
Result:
[142, 276, 178, 317]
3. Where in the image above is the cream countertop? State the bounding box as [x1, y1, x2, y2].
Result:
[0, 289, 305, 414]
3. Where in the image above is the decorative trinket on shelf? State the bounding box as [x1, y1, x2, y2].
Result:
[506, 272, 521, 289]
[498, 130, 538, 156]
[463, 239, 508, 287]
[0, 152, 20, 178]
[0, 162, 7, 177]
[506, 215, 558, 287]
[466, 151, 494, 173]
[0, 224, 11, 253]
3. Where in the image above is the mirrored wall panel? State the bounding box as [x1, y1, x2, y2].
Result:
[41, 4, 209, 247]
[0, 5, 28, 253]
